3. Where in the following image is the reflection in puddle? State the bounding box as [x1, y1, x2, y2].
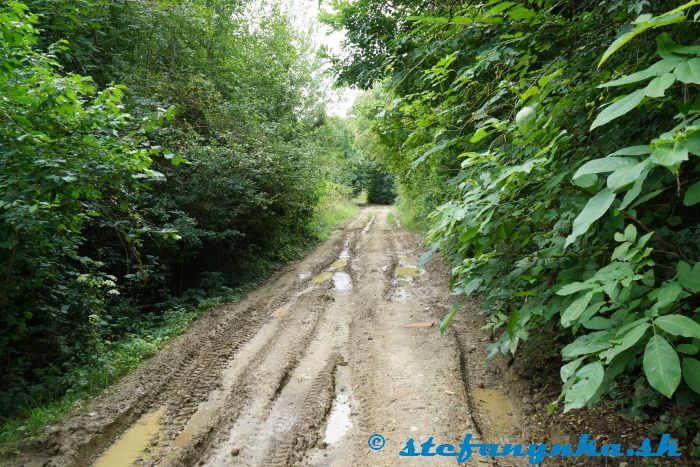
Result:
[93, 407, 165, 467]
[324, 392, 353, 444]
[472, 387, 514, 437]
[312, 272, 332, 284]
[332, 272, 352, 290]
[298, 271, 311, 281]
[390, 288, 412, 303]
[339, 240, 351, 259]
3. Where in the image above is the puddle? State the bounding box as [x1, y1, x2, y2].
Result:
[298, 271, 311, 281]
[329, 259, 348, 270]
[273, 307, 289, 317]
[395, 266, 420, 277]
[396, 278, 412, 286]
[390, 288, 412, 303]
[339, 240, 351, 259]
[324, 392, 353, 444]
[311, 272, 332, 284]
[472, 387, 514, 437]
[332, 272, 352, 291]
[93, 407, 166, 467]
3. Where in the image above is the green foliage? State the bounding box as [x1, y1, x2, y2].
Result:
[0, 0, 367, 435]
[366, 167, 397, 204]
[0, 1, 174, 414]
[327, 0, 700, 442]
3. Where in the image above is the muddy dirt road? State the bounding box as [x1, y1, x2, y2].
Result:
[17, 206, 518, 466]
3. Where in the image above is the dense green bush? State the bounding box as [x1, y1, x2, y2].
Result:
[327, 0, 700, 448]
[0, 2, 176, 411]
[0, 0, 363, 425]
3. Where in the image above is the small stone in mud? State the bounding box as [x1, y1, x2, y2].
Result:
[318, 441, 328, 449]
[476, 382, 485, 389]
[468, 345, 477, 353]
[231, 448, 240, 456]
[367, 336, 373, 340]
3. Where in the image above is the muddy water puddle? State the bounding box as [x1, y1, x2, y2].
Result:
[339, 239, 351, 259]
[297, 271, 312, 281]
[472, 387, 514, 439]
[305, 366, 355, 465]
[332, 271, 352, 290]
[311, 272, 332, 284]
[390, 288, 412, 303]
[330, 258, 348, 270]
[395, 266, 420, 277]
[93, 407, 166, 467]
[324, 391, 353, 444]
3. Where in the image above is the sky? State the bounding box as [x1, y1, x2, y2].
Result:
[287, 0, 362, 117]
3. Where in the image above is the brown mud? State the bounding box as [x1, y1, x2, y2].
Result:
[6, 206, 666, 466]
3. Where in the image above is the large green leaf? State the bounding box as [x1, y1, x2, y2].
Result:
[645, 73, 676, 97]
[598, 13, 685, 67]
[556, 281, 597, 296]
[607, 159, 653, 192]
[605, 322, 649, 364]
[683, 181, 700, 206]
[609, 145, 652, 156]
[643, 335, 681, 398]
[560, 357, 585, 382]
[655, 315, 700, 339]
[565, 188, 616, 246]
[590, 89, 645, 130]
[650, 143, 688, 168]
[682, 358, 700, 394]
[564, 361, 604, 411]
[674, 58, 700, 84]
[562, 331, 614, 359]
[677, 261, 700, 293]
[572, 157, 638, 183]
[561, 292, 593, 327]
[598, 59, 679, 88]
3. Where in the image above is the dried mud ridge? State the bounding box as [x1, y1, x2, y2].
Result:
[12, 206, 526, 467]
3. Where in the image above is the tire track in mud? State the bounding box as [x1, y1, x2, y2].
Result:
[14, 215, 364, 467]
[13, 206, 522, 467]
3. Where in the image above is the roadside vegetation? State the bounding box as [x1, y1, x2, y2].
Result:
[0, 0, 398, 448]
[325, 0, 700, 456]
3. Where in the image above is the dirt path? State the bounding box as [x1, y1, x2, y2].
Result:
[14, 206, 520, 467]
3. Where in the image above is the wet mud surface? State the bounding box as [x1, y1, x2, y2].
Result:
[9, 206, 579, 467]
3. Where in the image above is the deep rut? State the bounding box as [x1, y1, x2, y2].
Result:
[14, 206, 520, 467]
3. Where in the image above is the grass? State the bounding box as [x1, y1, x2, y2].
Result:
[395, 201, 427, 231]
[313, 197, 360, 239]
[387, 212, 396, 225]
[0, 198, 360, 453]
[0, 305, 203, 452]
